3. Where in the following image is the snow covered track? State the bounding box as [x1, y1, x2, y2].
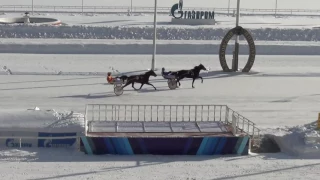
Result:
[1, 54, 320, 128]
[1, 51, 320, 179]
[1, 39, 320, 55]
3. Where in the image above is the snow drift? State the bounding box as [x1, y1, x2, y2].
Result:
[0, 107, 85, 132]
[262, 122, 320, 158]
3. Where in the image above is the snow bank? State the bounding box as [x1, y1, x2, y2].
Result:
[0, 24, 320, 41]
[263, 122, 320, 158]
[0, 108, 84, 149]
[1, 39, 320, 55]
[0, 108, 85, 132]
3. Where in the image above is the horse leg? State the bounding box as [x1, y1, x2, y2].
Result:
[146, 82, 157, 90]
[191, 76, 203, 88]
[122, 81, 132, 89]
[192, 78, 196, 88]
[194, 76, 203, 83]
[199, 76, 203, 83]
[132, 82, 142, 91]
[132, 82, 137, 90]
[174, 78, 180, 87]
[138, 83, 144, 90]
[176, 77, 183, 86]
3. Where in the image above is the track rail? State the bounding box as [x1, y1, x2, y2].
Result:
[1, 5, 320, 15]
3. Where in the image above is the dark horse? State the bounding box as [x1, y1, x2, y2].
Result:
[121, 70, 157, 90]
[169, 64, 207, 88]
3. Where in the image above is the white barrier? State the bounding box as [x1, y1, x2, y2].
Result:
[0, 40, 319, 55]
[0, 17, 61, 25]
[171, 18, 216, 25]
[1, 5, 320, 15]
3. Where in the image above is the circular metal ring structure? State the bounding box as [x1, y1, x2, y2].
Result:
[167, 79, 178, 90]
[219, 26, 256, 73]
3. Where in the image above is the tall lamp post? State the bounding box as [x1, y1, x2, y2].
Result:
[151, 0, 157, 71]
[275, 0, 278, 17]
[82, 0, 84, 15]
[228, 0, 231, 16]
[32, 0, 34, 15]
[232, 0, 241, 71]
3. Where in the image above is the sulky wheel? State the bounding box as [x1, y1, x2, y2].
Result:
[113, 79, 124, 96]
[167, 79, 178, 90]
[114, 86, 124, 96]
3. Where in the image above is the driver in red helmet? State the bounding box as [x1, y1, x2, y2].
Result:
[107, 72, 115, 84]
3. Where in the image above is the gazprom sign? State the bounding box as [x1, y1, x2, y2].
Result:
[170, 0, 215, 20]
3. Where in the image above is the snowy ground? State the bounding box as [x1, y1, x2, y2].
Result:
[1, 54, 319, 179]
[0, 54, 319, 177]
[0, 148, 319, 180]
[1, 54, 320, 128]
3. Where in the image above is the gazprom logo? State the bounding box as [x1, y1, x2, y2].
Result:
[5, 139, 14, 147]
[38, 133, 76, 148]
[43, 139, 53, 147]
[42, 138, 73, 148]
[5, 138, 32, 147]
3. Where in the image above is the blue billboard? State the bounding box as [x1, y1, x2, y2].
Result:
[38, 132, 77, 148]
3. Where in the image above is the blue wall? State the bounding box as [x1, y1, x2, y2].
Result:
[81, 136, 250, 156]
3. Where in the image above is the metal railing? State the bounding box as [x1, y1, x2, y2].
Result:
[85, 104, 260, 139]
[1, 5, 320, 15]
[226, 108, 260, 138]
[85, 104, 227, 122]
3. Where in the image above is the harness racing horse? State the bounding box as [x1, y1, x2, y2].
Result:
[121, 70, 158, 90]
[170, 64, 207, 88]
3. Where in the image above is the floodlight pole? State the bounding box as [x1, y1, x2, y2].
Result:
[228, 0, 230, 16]
[82, 0, 84, 15]
[32, 0, 34, 15]
[232, 0, 240, 72]
[151, 0, 157, 71]
[275, 0, 278, 18]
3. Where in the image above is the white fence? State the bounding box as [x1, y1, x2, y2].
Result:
[1, 5, 320, 15]
[85, 104, 261, 139]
